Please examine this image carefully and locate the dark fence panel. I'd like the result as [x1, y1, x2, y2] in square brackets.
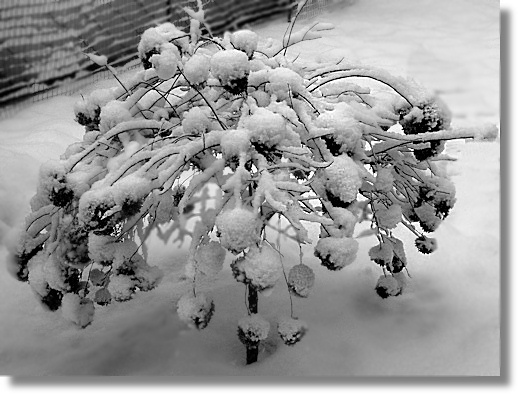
[0, 0, 337, 118]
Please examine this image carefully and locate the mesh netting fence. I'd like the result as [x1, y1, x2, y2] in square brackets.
[0, 0, 340, 118]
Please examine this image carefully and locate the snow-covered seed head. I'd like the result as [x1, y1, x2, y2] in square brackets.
[373, 201, 402, 229]
[138, 22, 188, 68]
[417, 178, 456, 221]
[399, 99, 451, 161]
[149, 43, 180, 80]
[195, 241, 226, 277]
[49, 178, 73, 208]
[210, 49, 250, 94]
[220, 128, 251, 160]
[318, 154, 362, 205]
[328, 207, 357, 238]
[241, 107, 287, 148]
[237, 314, 270, 345]
[33, 160, 74, 209]
[177, 293, 215, 330]
[54, 218, 90, 269]
[277, 317, 307, 346]
[375, 275, 403, 299]
[287, 264, 315, 298]
[78, 190, 117, 231]
[415, 235, 437, 254]
[230, 30, 259, 58]
[383, 236, 407, 274]
[99, 100, 132, 133]
[215, 207, 262, 254]
[230, 246, 282, 291]
[374, 167, 395, 192]
[183, 52, 211, 85]
[94, 287, 112, 306]
[107, 275, 136, 302]
[368, 242, 394, 267]
[400, 99, 451, 136]
[414, 203, 442, 232]
[314, 236, 359, 271]
[182, 106, 212, 135]
[266, 67, 305, 101]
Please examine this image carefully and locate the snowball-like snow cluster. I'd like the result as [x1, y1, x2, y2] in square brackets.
[87, 233, 116, 264]
[215, 207, 261, 253]
[241, 107, 287, 147]
[319, 155, 362, 204]
[384, 237, 407, 273]
[287, 264, 315, 297]
[78, 173, 150, 230]
[414, 203, 441, 232]
[149, 43, 180, 80]
[194, 241, 226, 277]
[93, 287, 112, 305]
[183, 52, 211, 85]
[182, 106, 212, 135]
[316, 102, 362, 154]
[415, 235, 437, 254]
[99, 100, 132, 133]
[220, 129, 251, 158]
[237, 314, 270, 345]
[314, 236, 359, 270]
[177, 293, 215, 330]
[231, 245, 282, 291]
[31, 160, 71, 210]
[107, 275, 135, 302]
[328, 207, 357, 237]
[266, 67, 305, 100]
[375, 274, 404, 299]
[374, 167, 395, 192]
[138, 22, 188, 61]
[231, 30, 258, 58]
[277, 317, 307, 346]
[368, 242, 394, 266]
[374, 202, 402, 229]
[74, 87, 117, 129]
[210, 49, 250, 89]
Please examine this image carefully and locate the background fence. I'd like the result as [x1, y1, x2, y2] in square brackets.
[0, 0, 339, 118]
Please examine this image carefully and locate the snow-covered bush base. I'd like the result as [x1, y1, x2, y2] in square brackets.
[9, 0, 496, 364]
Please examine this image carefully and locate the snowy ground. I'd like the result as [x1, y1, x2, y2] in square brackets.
[0, 0, 500, 377]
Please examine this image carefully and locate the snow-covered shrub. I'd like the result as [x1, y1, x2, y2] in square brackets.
[10, 0, 496, 365]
